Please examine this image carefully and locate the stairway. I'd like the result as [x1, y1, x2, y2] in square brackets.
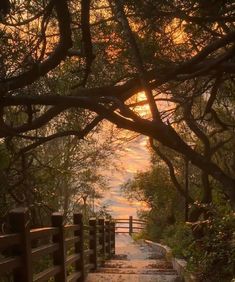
[86, 234, 179, 282]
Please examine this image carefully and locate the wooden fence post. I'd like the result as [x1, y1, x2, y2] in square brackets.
[105, 220, 111, 258]
[73, 213, 85, 282]
[110, 221, 115, 256]
[98, 218, 105, 266]
[51, 212, 66, 282]
[129, 216, 133, 235]
[9, 207, 33, 282]
[89, 218, 97, 270]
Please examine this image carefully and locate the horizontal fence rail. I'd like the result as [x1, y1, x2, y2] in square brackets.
[115, 216, 146, 235]
[0, 208, 115, 282]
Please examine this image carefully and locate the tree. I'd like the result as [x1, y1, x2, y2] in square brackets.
[0, 0, 235, 205]
[0, 128, 113, 226]
[122, 134, 235, 280]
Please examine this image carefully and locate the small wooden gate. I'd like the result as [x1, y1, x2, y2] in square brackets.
[115, 216, 146, 235]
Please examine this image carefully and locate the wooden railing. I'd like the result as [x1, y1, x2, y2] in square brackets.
[0, 208, 115, 282]
[115, 216, 146, 235]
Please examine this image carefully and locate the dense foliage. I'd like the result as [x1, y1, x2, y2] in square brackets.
[0, 1, 234, 279]
[0, 0, 234, 204]
[123, 150, 235, 281]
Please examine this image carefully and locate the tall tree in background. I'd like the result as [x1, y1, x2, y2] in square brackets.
[0, 120, 114, 226]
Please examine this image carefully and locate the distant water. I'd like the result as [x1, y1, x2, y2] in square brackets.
[98, 135, 150, 217]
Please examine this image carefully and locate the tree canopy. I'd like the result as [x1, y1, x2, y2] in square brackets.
[0, 0, 235, 205]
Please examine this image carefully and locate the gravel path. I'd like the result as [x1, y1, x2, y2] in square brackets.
[86, 234, 179, 282]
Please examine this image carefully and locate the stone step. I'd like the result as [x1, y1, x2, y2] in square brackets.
[104, 259, 173, 270]
[95, 267, 177, 275]
[86, 235, 180, 282]
[86, 273, 179, 282]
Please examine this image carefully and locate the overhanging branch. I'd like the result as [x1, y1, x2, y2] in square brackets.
[0, 0, 72, 93]
[18, 116, 102, 154]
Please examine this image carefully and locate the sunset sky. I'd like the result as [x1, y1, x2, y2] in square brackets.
[99, 135, 150, 217]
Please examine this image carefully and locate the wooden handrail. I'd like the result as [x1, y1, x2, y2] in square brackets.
[32, 243, 59, 260]
[0, 208, 116, 282]
[0, 233, 21, 250]
[30, 227, 59, 240]
[0, 210, 143, 281]
[0, 257, 22, 274]
[115, 218, 146, 223]
[33, 266, 61, 282]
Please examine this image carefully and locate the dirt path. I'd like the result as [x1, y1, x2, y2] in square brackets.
[86, 234, 179, 282]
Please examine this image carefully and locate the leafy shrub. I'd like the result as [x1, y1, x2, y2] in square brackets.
[162, 223, 193, 259]
[187, 210, 235, 282]
[157, 208, 235, 281]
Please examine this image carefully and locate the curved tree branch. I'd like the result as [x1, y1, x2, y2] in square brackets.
[17, 115, 102, 154]
[0, 105, 67, 137]
[0, 0, 72, 93]
[149, 138, 194, 203]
